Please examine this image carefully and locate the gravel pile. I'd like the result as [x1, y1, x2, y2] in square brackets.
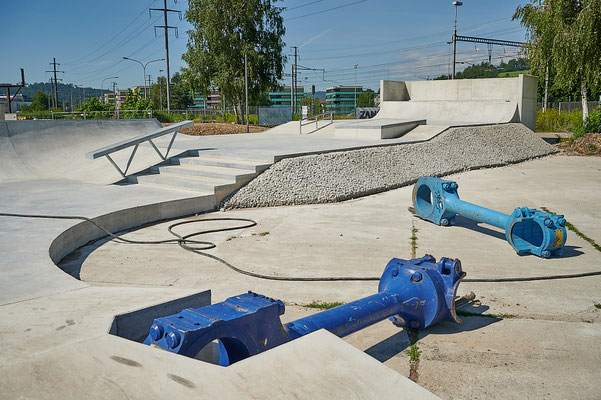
[223, 123, 557, 209]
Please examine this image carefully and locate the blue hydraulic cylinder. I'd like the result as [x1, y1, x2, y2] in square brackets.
[144, 255, 465, 366]
[412, 177, 567, 258]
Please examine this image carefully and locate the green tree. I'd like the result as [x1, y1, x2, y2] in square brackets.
[300, 96, 321, 115]
[514, 0, 601, 121]
[76, 97, 113, 118]
[357, 90, 375, 107]
[21, 91, 50, 112]
[121, 89, 154, 118]
[183, 0, 286, 123]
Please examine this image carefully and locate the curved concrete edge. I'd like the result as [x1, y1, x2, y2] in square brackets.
[50, 194, 216, 266]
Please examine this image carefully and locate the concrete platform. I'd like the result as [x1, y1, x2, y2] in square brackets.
[60, 155, 601, 399]
[335, 118, 426, 139]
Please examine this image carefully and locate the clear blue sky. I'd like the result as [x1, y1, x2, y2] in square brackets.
[2, 0, 529, 92]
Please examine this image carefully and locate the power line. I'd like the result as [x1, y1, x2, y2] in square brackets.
[286, 0, 368, 21]
[62, 0, 158, 66]
[284, 0, 323, 12]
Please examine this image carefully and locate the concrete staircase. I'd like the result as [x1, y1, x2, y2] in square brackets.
[128, 150, 272, 202]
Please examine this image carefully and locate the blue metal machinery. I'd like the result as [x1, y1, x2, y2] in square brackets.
[412, 177, 567, 258]
[144, 255, 465, 366]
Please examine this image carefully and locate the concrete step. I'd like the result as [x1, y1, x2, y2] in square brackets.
[175, 153, 272, 172]
[151, 164, 257, 182]
[129, 172, 236, 194]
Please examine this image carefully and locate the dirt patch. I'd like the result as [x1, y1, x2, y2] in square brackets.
[558, 133, 601, 156]
[166, 122, 268, 136]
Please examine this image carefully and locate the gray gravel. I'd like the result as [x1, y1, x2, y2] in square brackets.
[223, 123, 557, 209]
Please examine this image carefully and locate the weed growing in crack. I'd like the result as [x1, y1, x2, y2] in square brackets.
[410, 223, 419, 258]
[304, 301, 344, 310]
[541, 207, 601, 253]
[407, 344, 421, 362]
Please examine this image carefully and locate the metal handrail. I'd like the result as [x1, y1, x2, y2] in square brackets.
[85, 120, 194, 178]
[299, 112, 333, 134]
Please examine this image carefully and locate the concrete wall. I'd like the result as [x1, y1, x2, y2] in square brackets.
[380, 75, 538, 131]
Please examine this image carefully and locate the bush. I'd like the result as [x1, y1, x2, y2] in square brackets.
[569, 106, 601, 145]
[536, 109, 583, 133]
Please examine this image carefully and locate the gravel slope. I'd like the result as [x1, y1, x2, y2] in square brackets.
[224, 123, 557, 209]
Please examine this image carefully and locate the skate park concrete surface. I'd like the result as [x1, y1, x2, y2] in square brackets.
[0, 117, 459, 399]
[58, 155, 601, 399]
[1, 76, 599, 398]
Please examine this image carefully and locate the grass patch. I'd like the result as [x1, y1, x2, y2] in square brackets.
[226, 236, 237, 241]
[541, 207, 601, 253]
[304, 301, 344, 310]
[252, 231, 270, 237]
[536, 109, 582, 133]
[456, 309, 517, 319]
[595, 303, 601, 309]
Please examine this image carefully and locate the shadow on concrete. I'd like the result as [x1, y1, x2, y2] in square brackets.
[454, 216, 506, 241]
[364, 301, 499, 363]
[58, 235, 113, 279]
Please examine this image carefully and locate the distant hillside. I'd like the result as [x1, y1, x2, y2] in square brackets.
[0, 82, 105, 105]
[434, 58, 531, 80]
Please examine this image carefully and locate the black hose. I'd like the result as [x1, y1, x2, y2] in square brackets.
[1, 212, 600, 283]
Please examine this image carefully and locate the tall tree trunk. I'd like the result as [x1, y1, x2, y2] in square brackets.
[233, 101, 240, 124]
[581, 81, 589, 122]
[543, 65, 549, 112]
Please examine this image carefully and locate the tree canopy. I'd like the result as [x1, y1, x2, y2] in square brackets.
[183, 0, 286, 122]
[514, 0, 601, 120]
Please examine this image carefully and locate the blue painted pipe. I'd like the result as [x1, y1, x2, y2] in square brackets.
[412, 177, 567, 258]
[143, 256, 465, 366]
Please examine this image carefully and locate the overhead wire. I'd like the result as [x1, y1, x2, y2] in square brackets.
[62, 0, 158, 66]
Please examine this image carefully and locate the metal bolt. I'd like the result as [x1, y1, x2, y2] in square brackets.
[557, 218, 566, 227]
[541, 250, 551, 259]
[166, 331, 181, 349]
[544, 218, 553, 228]
[150, 324, 164, 341]
[441, 218, 449, 226]
[411, 271, 423, 283]
[392, 267, 399, 277]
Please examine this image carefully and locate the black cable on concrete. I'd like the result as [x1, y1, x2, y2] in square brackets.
[1, 212, 600, 283]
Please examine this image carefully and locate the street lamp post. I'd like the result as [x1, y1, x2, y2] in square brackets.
[451, 1, 463, 80]
[354, 64, 358, 117]
[101, 76, 118, 104]
[122, 57, 165, 100]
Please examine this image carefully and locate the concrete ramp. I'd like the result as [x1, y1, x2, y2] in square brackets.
[333, 75, 537, 140]
[376, 100, 519, 126]
[0, 119, 173, 184]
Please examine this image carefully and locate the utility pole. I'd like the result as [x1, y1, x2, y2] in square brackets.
[451, 1, 462, 79]
[291, 64, 294, 117]
[150, 0, 181, 112]
[354, 64, 358, 117]
[147, 74, 152, 100]
[244, 53, 249, 133]
[46, 58, 64, 108]
[159, 69, 164, 110]
[291, 46, 298, 115]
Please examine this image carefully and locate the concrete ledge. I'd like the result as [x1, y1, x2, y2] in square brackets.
[49, 194, 216, 265]
[335, 119, 426, 139]
[109, 290, 211, 342]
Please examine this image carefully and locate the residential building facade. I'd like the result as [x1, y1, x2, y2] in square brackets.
[190, 91, 221, 109]
[268, 86, 305, 108]
[325, 86, 363, 115]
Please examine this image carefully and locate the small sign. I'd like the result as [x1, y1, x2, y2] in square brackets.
[302, 106, 308, 119]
